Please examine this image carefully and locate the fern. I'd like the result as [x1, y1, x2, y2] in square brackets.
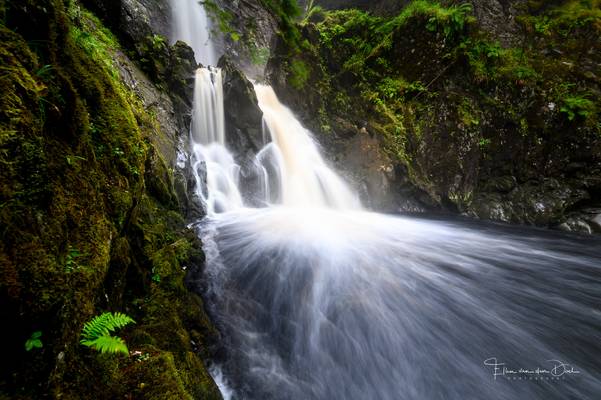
[81, 335, 129, 354]
[80, 312, 135, 355]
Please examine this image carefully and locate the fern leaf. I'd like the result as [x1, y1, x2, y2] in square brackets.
[81, 313, 111, 340]
[81, 312, 135, 340]
[105, 312, 136, 332]
[81, 335, 129, 354]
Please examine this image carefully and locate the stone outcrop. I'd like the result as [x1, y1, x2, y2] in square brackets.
[214, 0, 279, 78]
[219, 57, 265, 159]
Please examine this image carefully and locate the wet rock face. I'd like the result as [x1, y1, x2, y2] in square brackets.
[214, 0, 279, 78]
[218, 56, 269, 205]
[84, 0, 201, 217]
[219, 57, 264, 158]
[82, 0, 171, 47]
[471, 179, 590, 224]
[315, 119, 431, 212]
[112, 38, 201, 220]
[470, 0, 528, 46]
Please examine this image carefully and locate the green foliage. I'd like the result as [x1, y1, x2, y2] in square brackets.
[85, 335, 129, 354]
[203, 0, 241, 42]
[249, 46, 270, 65]
[377, 78, 426, 101]
[80, 312, 135, 355]
[35, 64, 54, 79]
[460, 39, 539, 83]
[424, 2, 473, 38]
[65, 247, 83, 272]
[379, 0, 474, 38]
[478, 138, 491, 148]
[519, 0, 601, 38]
[149, 34, 166, 50]
[458, 98, 480, 127]
[317, 1, 474, 73]
[70, 10, 119, 81]
[261, 0, 303, 52]
[25, 331, 43, 351]
[560, 95, 596, 121]
[302, 1, 324, 25]
[288, 59, 310, 89]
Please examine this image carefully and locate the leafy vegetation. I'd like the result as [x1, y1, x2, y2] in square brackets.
[560, 95, 596, 121]
[25, 331, 43, 351]
[80, 312, 135, 355]
[288, 59, 310, 89]
[65, 247, 83, 272]
[203, 0, 240, 42]
[250, 46, 270, 65]
[317, 1, 475, 72]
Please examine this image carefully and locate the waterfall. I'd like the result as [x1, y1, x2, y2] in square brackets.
[171, 3, 601, 399]
[192, 68, 225, 145]
[169, 0, 217, 65]
[255, 85, 360, 209]
[189, 67, 242, 215]
[188, 75, 359, 215]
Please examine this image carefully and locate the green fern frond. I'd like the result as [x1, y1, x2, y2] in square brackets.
[80, 335, 129, 354]
[80, 312, 135, 355]
[81, 312, 135, 341]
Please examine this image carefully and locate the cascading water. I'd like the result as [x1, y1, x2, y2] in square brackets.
[169, 0, 217, 65]
[188, 79, 360, 215]
[189, 67, 244, 215]
[171, 3, 601, 398]
[254, 85, 360, 209]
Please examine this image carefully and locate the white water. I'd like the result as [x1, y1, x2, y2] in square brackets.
[189, 67, 243, 215]
[255, 85, 360, 209]
[202, 207, 601, 400]
[169, 0, 217, 65]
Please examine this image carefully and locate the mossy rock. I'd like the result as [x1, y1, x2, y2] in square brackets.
[0, 0, 221, 397]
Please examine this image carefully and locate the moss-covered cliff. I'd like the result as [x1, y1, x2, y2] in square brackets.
[0, 0, 221, 398]
[267, 0, 601, 232]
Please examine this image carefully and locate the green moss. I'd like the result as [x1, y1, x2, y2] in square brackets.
[458, 98, 480, 127]
[288, 58, 310, 89]
[317, 1, 474, 72]
[204, 0, 240, 41]
[261, 0, 303, 53]
[560, 95, 596, 122]
[249, 45, 270, 65]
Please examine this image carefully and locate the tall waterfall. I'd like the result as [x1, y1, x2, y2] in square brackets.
[169, 0, 216, 65]
[189, 68, 243, 215]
